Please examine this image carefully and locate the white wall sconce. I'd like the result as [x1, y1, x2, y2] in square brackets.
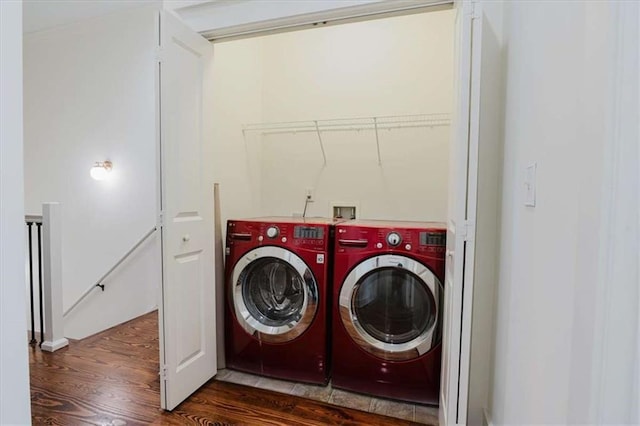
[90, 160, 113, 181]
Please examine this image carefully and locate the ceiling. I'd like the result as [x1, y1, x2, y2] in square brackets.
[22, 0, 442, 40]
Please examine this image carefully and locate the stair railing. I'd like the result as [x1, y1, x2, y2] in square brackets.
[25, 202, 68, 352]
[63, 226, 158, 317]
[25, 214, 43, 346]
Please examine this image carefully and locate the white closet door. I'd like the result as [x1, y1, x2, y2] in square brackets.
[158, 10, 217, 411]
[440, 1, 482, 425]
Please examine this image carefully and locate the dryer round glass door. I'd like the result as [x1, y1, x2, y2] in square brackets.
[339, 254, 442, 361]
[231, 246, 318, 343]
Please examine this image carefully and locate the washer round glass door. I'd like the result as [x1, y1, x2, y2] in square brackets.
[339, 254, 442, 361]
[231, 246, 318, 343]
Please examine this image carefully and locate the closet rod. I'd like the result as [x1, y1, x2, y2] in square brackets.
[249, 122, 450, 136]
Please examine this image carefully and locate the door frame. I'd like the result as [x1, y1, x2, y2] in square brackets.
[169, 0, 479, 422]
[443, 1, 482, 424]
[168, 0, 454, 42]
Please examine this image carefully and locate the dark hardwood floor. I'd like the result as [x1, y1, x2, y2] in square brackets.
[29, 311, 420, 425]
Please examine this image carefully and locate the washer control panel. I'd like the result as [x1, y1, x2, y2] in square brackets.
[266, 226, 279, 238]
[227, 220, 331, 251]
[386, 232, 402, 247]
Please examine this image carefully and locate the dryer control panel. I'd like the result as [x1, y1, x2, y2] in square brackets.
[335, 221, 446, 258]
[294, 225, 325, 240]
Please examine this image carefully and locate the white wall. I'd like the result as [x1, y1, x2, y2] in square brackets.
[582, 2, 639, 422]
[23, 6, 160, 339]
[23, 0, 154, 34]
[0, 0, 32, 423]
[492, 1, 595, 422]
[489, 1, 639, 424]
[213, 10, 455, 223]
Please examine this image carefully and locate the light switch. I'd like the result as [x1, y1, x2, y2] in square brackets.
[525, 163, 537, 207]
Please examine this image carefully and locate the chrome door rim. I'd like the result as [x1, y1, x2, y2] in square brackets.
[339, 254, 441, 360]
[231, 246, 318, 343]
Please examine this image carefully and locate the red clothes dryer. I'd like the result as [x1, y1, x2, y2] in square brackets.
[331, 220, 446, 404]
[224, 217, 337, 385]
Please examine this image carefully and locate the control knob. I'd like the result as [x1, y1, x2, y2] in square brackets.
[266, 226, 279, 238]
[387, 232, 402, 247]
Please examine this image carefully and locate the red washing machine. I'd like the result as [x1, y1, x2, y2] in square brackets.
[224, 217, 337, 385]
[331, 220, 446, 404]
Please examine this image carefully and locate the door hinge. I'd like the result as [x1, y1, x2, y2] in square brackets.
[160, 365, 168, 380]
[461, 220, 475, 242]
[158, 211, 164, 228]
[466, 0, 481, 20]
[155, 48, 164, 63]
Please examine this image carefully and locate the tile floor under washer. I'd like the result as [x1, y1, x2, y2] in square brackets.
[215, 368, 439, 425]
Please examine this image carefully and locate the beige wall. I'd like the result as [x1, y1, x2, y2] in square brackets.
[212, 10, 455, 224]
[211, 37, 264, 223]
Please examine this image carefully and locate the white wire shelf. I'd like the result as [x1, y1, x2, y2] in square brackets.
[242, 113, 451, 135]
[241, 113, 451, 166]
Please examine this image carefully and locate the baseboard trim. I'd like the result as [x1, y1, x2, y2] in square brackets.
[41, 337, 69, 352]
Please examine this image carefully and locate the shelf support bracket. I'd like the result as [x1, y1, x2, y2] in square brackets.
[241, 128, 248, 150]
[374, 117, 382, 165]
[314, 121, 327, 166]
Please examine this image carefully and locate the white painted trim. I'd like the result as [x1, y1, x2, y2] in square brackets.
[41, 338, 70, 352]
[154, 9, 168, 410]
[635, 6, 639, 423]
[163, 0, 210, 12]
[41, 202, 69, 352]
[439, 1, 478, 424]
[213, 183, 226, 369]
[457, 2, 483, 423]
[590, 1, 639, 423]
[174, 0, 452, 40]
[0, 1, 31, 422]
[636, 7, 640, 423]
